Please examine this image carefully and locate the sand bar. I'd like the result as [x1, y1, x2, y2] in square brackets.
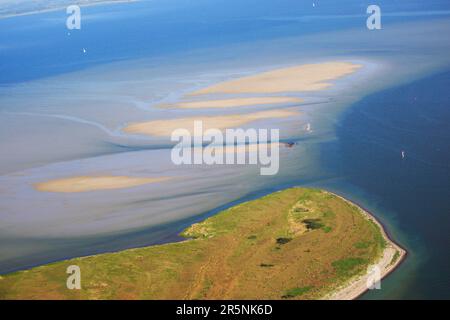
[34, 175, 170, 193]
[163, 97, 302, 109]
[191, 62, 361, 95]
[123, 109, 299, 137]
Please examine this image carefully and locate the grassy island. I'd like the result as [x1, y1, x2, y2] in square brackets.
[0, 188, 404, 299]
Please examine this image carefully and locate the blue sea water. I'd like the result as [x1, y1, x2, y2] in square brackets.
[330, 71, 450, 299]
[2, 0, 450, 84]
[0, 0, 449, 299]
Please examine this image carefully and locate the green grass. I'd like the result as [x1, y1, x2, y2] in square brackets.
[389, 250, 401, 266]
[332, 258, 367, 277]
[282, 286, 313, 299]
[354, 241, 371, 249]
[368, 220, 387, 250]
[302, 219, 324, 230]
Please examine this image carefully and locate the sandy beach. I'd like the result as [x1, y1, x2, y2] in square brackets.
[34, 175, 171, 193]
[323, 193, 407, 300]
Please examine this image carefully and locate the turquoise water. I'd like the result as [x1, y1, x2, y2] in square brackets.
[0, 0, 449, 299]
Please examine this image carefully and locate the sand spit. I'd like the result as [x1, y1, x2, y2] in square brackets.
[123, 109, 299, 137]
[34, 176, 171, 193]
[191, 62, 361, 95]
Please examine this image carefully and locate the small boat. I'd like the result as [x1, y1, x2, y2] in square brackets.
[401, 150, 406, 159]
[306, 123, 311, 132]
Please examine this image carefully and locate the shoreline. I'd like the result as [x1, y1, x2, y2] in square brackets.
[323, 192, 407, 300]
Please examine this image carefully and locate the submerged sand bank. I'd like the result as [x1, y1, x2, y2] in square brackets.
[34, 175, 170, 193]
[123, 109, 299, 137]
[191, 62, 361, 95]
[163, 97, 302, 109]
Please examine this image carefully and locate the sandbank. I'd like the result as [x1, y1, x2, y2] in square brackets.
[191, 62, 361, 95]
[34, 175, 170, 193]
[123, 109, 299, 137]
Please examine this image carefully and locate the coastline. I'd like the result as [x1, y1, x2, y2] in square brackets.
[322, 192, 407, 300]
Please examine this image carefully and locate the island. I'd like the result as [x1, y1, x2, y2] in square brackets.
[0, 188, 405, 299]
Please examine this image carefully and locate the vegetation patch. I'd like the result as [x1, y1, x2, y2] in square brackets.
[354, 241, 371, 249]
[332, 258, 367, 277]
[389, 250, 401, 266]
[293, 207, 309, 213]
[259, 263, 274, 268]
[368, 220, 387, 250]
[276, 237, 292, 245]
[302, 219, 324, 230]
[281, 286, 313, 299]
